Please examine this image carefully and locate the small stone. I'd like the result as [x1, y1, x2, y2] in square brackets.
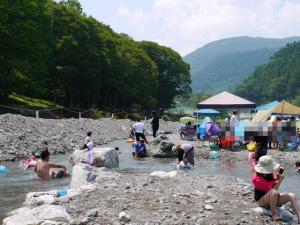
[87, 209, 99, 218]
[119, 211, 131, 223]
[205, 198, 217, 204]
[206, 185, 214, 189]
[204, 204, 214, 210]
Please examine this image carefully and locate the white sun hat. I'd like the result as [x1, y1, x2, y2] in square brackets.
[254, 155, 280, 174]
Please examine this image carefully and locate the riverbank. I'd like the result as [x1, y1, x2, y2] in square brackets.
[0, 114, 179, 161]
[2, 114, 300, 224]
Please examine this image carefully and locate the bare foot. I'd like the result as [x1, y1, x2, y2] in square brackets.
[272, 216, 282, 222]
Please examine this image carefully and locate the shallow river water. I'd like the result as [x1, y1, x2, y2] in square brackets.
[1, 139, 300, 222]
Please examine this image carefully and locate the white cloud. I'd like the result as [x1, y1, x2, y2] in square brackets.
[115, 0, 300, 55]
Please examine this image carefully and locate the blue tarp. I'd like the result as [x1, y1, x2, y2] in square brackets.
[193, 109, 220, 117]
[255, 101, 279, 111]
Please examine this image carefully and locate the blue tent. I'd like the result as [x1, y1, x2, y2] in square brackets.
[193, 109, 220, 117]
[254, 101, 279, 112]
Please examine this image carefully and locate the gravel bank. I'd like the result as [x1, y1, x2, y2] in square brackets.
[60, 172, 287, 225]
[0, 114, 179, 161]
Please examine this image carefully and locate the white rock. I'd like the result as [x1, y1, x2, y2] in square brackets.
[119, 211, 131, 222]
[3, 205, 72, 225]
[204, 204, 214, 210]
[251, 207, 295, 222]
[25, 191, 57, 206]
[70, 147, 119, 168]
[150, 170, 177, 178]
[71, 163, 120, 188]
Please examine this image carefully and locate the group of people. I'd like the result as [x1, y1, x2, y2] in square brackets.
[247, 140, 300, 222]
[18, 109, 300, 223]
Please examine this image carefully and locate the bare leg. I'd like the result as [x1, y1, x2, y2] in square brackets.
[270, 190, 280, 220]
[278, 193, 300, 223]
[257, 189, 281, 220]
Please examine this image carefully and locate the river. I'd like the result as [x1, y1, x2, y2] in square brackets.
[1, 140, 300, 223]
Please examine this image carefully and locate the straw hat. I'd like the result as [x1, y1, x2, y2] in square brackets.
[254, 155, 280, 174]
[172, 145, 180, 152]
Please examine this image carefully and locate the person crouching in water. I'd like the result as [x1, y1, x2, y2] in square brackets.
[172, 144, 194, 166]
[177, 155, 193, 170]
[252, 155, 300, 222]
[34, 149, 69, 180]
[132, 139, 147, 158]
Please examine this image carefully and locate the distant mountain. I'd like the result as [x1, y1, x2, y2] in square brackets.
[184, 36, 300, 93]
[235, 41, 300, 106]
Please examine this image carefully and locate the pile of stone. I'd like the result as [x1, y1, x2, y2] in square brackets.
[0, 114, 179, 161]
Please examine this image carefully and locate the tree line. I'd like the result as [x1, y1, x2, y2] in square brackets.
[235, 41, 300, 106]
[0, 0, 191, 111]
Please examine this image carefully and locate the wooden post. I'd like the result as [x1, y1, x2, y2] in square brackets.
[36, 111, 39, 119]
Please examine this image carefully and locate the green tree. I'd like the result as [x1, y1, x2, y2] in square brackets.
[235, 41, 300, 105]
[0, 0, 51, 100]
[139, 41, 191, 109]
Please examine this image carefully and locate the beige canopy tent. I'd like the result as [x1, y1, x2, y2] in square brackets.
[272, 100, 300, 115]
[197, 91, 256, 109]
[251, 100, 300, 123]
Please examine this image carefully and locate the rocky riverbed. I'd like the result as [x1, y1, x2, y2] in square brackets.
[2, 113, 300, 224]
[4, 162, 296, 225]
[0, 114, 179, 161]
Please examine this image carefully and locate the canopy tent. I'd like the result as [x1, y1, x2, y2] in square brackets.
[254, 101, 279, 112]
[251, 109, 272, 124]
[272, 100, 300, 115]
[193, 109, 220, 117]
[251, 100, 300, 124]
[197, 91, 256, 109]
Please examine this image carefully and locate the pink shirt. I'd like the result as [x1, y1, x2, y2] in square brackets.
[252, 174, 276, 192]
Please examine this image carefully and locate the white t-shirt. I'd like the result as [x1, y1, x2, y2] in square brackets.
[85, 136, 92, 144]
[230, 114, 239, 126]
[132, 122, 144, 134]
[180, 143, 193, 153]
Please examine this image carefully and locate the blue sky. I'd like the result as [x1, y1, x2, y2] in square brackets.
[78, 0, 300, 56]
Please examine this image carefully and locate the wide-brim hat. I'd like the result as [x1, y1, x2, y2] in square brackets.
[254, 155, 280, 174]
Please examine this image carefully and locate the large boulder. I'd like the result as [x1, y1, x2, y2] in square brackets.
[147, 135, 177, 158]
[69, 147, 119, 168]
[24, 189, 81, 207]
[3, 205, 72, 225]
[25, 191, 57, 206]
[71, 163, 120, 188]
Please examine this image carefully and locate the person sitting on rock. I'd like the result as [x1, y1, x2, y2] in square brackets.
[132, 139, 147, 158]
[34, 149, 69, 180]
[252, 155, 300, 222]
[177, 155, 193, 170]
[172, 143, 194, 166]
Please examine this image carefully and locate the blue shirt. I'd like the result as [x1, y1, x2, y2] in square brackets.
[134, 143, 146, 154]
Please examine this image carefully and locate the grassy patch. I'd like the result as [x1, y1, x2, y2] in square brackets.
[9, 93, 63, 109]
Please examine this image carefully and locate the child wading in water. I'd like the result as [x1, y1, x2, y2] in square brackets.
[177, 155, 193, 170]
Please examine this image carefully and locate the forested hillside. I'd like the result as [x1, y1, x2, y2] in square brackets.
[0, 0, 191, 110]
[235, 42, 300, 105]
[184, 36, 300, 93]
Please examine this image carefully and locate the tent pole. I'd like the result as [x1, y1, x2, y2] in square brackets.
[281, 100, 284, 119]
